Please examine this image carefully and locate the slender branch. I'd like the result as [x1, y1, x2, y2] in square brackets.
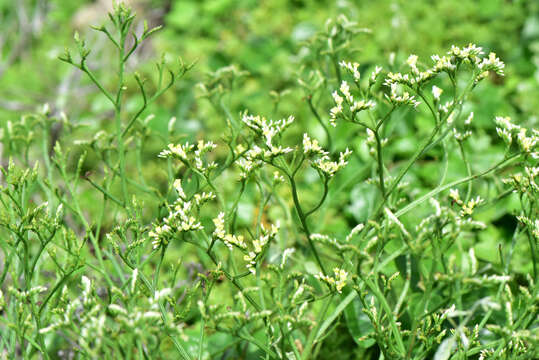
[307, 95, 332, 150]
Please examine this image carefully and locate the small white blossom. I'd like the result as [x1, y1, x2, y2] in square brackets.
[495, 116, 520, 131]
[350, 99, 376, 112]
[173, 179, 185, 198]
[496, 127, 512, 145]
[406, 54, 419, 73]
[244, 222, 279, 274]
[339, 81, 353, 103]
[159, 142, 194, 160]
[332, 91, 344, 106]
[339, 61, 361, 82]
[149, 224, 172, 249]
[242, 113, 295, 158]
[212, 212, 246, 250]
[432, 85, 443, 102]
[213, 212, 226, 239]
[449, 188, 460, 202]
[370, 66, 382, 84]
[517, 128, 537, 153]
[280, 248, 295, 269]
[477, 52, 505, 75]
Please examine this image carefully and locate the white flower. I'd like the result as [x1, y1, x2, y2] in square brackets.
[244, 222, 279, 274]
[149, 224, 172, 249]
[449, 188, 460, 203]
[431, 54, 456, 72]
[236, 157, 262, 179]
[370, 66, 382, 83]
[339, 61, 361, 82]
[432, 85, 443, 102]
[280, 248, 295, 269]
[407, 54, 419, 73]
[303, 133, 328, 156]
[173, 179, 185, 198]
[339, 81, 353, 103]
[213, 212, 226, 239]
[332, 91, 344, 106]
[464, 112, 474, 125]
[159, 142, 193, 160]
[213, 212, 247, 250]
[242, 113, 295, 157]
[517, 128, 537, 153]
[223, 234, 246, 251]
[350, 99, 376, 112]
[329, 105, 343, 127]
[495, 116, 520, 131]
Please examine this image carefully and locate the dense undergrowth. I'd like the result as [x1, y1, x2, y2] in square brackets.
[0, 1, 538, 359]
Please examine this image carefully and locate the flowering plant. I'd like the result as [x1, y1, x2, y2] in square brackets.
[0, 3, 536, 360]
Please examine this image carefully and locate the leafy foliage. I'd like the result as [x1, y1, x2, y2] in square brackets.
[0, 1, 537, 359]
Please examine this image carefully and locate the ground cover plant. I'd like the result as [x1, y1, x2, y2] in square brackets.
[0, 1, 538, 359]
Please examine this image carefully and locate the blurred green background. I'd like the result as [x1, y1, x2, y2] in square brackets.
[1, 0, 538, 125]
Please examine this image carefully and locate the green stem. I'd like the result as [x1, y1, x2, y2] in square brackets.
[116, 29, 128, 206]
[301, 294, 335, 360]
[363, 277, 406, 357]
[374, 130, 386, 199]
[288, 173, 327, 275]
[457, 140, 473, 202]
[307, 96, 332, 150]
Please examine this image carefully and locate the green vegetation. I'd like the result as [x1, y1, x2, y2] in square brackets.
[0, 1, 537, 359]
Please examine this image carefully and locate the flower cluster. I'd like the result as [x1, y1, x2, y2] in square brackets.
[316, 267, 349, 293]
[149, 179, 213, 249]
[236, 113, 296, 178]
[453, 112, 474, 141]
[329, 80, 376, 126]
[503, 166, 538, 204]
[159, 140, 218, 174]
[243, 222, 280, 274]
[213, 212, 279, 274]
[39, 277, 101, 336]
[107, 288, 176, 336]
[213, 212, 246, 250]
[242, 113, 294, 153]
[387, 83, 421, 108]
[495, 116, 538, 155]
[339, 60, 361, 82]
[303, 130, 353, 178]
[302, 133, 328, 157]
[449, 189, 483, 217]
[518, 216, 539, 240]
[384, 44, 504, 92]
[311, 148, 353, 177]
